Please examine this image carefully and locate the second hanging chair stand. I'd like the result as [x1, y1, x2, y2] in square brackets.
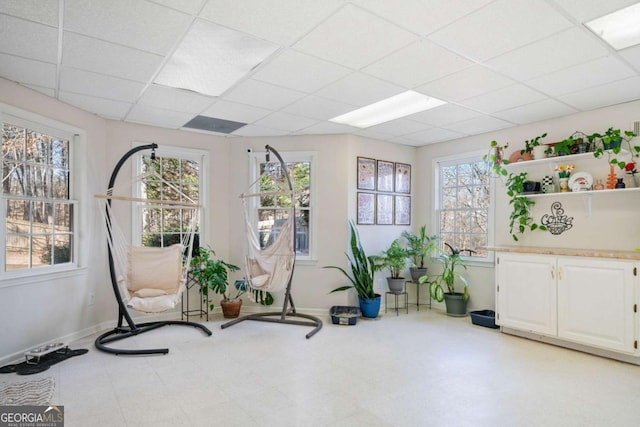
[221, 145, 322, 339]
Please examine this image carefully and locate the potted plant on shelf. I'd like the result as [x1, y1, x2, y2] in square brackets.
[372, 239, 410, 293]
[419, 243, 471, 317]
[592, 128, 639, 171]
[190, 247, 243, 318]
[520, 132, 548, 160]
[325, 220, 381, 318]
[402, 225, 439, 282]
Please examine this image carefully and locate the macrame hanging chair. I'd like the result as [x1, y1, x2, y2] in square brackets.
[221, 145, 322, 338]
[94, 143, 211, 355]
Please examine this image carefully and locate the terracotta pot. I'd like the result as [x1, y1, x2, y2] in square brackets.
[220, 299, 242, 318]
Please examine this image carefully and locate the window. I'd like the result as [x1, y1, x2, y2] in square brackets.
[436, 154, 491, 259]
[134, 146, 206, 250]
[249, 151, 316, 260]
[2, 116, 76, 273]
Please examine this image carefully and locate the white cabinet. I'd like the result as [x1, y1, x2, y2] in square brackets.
[557, 257, 636, 354]
[496, 252, 638, 356]
[497, 253, 556, 336]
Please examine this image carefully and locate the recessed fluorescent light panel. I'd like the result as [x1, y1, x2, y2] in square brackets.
[155, 19, 279, 96]
[585, 3, 640, 50]
[329, 91, 446, 128]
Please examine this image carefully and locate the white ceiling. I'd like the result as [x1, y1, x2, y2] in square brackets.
[2, 0, 640, 146]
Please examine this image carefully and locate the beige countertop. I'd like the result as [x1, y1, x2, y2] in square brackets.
[481, 246, 640, 260]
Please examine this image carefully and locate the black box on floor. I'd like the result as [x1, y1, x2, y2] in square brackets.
[329, 306, 361, 325]
[470, 310, 499, 329]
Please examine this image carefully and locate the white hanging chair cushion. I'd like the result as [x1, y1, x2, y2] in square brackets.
[127, 244, 183, 293]
[128, 293, 181, 313]
[133, 288, 168, 298]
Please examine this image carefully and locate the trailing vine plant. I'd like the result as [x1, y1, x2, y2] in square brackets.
[485, 140, 547, 242]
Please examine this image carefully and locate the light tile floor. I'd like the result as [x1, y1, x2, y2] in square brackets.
[3, 308, 640, 426]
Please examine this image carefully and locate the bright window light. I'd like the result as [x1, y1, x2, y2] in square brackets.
[155, 19, 279, 96]
[585, 3, 640, 50]
[329, 91, 446, 128]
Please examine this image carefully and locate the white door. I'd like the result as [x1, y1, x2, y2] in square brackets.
[497, 253, 557, 336]
[558, 257, 636, 354]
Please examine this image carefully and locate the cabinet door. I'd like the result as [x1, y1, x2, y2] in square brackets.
[497, 253, 557, 336]
[557, 257, 636, 354]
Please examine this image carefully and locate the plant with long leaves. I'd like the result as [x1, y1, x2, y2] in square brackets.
[419, 243, 470, 303]
[325, 220, 377, 299]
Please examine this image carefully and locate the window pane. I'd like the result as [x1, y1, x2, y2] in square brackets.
[6, 199, 28, 231]
[6, 235, 29, 271]
[51, 138, 68, 168]
[31, 235, 49, 268]
[441, 165, 456, 187]
[32, 201, 53, 233]
[53, 235, 71, 264]
[26, 130, 50, 163]
[52, 169, 69, 199]
[3, 162, 26, 195]
[54, 203, 72, 231]
[2, 124, 25, 162]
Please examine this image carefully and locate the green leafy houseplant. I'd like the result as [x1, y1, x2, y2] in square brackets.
[324, 220, 376, 300]
[189, 247, 241, 310]
[402, 225, 438, 269]
[592, 128, 639, 170]
[485, 140, 547, 241]
[372, 239, 410, 278]
[520, 132, 548, 155]
[419, 243, 469, 303]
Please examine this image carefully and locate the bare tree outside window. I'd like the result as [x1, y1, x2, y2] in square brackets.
[2, 123, 73, 271]
[439, 159, 490, 258]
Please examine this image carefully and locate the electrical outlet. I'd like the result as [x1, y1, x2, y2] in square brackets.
[89, 292, 95, 306]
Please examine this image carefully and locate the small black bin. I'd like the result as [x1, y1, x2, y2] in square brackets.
[330, 306, 361, 325]
[470, 310, 499, 329]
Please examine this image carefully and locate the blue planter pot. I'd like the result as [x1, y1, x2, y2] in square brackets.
[359, 294, 381, 318]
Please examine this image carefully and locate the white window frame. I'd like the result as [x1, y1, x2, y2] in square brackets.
[0, 104, 82, 281]
[433, 150, 494, 265]
[248, 150, 317, 263]
[132, 144, 208, 247]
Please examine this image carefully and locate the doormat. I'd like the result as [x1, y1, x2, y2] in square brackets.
[0, 377, 55, 405]
[0, 348, 88, 376]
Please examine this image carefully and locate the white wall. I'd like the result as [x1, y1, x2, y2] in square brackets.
[418, 99, 640, 312]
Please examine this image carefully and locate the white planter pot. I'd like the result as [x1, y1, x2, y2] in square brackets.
[532, 145, 547, 160]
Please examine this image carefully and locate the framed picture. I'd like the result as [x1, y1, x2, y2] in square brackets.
[376, 194, 394, 225]
[357, 192, 375, 225]
[395, 162, 411, 194]
[394, 195, 411, 225]
[377, 160, 394, 192]
[357, 157, 376, 191]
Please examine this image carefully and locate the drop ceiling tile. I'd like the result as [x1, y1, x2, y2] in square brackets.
[429, 0, 572, 61]
[559, 76, 640, 110]
[444, 116, 514, 135]
[231, 124, 290, 137]
[64, 0, 192, 55]
[363, 40, 473, 88]
[138, 85, 215, 114]
[619, 45, 640, 70]
[387, 136, 425, 146]
[280, 95, 356, 121]
[222, 79, 306, 110]
[58, 91, 132, 120]
[459, 84, 546, 114]
[200, 100, 271, 123]
[0, 54, 56, 88]
[352, 0, 494, 36]
[24, 85, 55, 97]
[552, 0, 639, 22]
[314, 72, 405, 107]
[251, 49, 351, 93]
[355, 128, 395, 140]
[493, 99, 578, 124]
[405, 127, 466, 145]
[199, 0, 344, 46]
[127, 104, 195, 128]
[407, 104, 483, 126]
[292, 4, 418, 69]
[148, 0, 204, 15]
[0, 15, 58, 63]
[365, 118, 431, 136]
[59, 68, 145, 102]
[526, 56, 637, 97]
[62, 32, 164, 83]
[253, 112, 318, 132]
[417, 66, 514, 102]
[486, 28, 609, 81]
[0, 0, 59, 26]
[296, 121, 358, 135]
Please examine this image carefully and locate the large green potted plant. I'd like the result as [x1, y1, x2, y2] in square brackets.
[325, 220, 380, 318]
[402, 226, 439, 282]
[419, 243, 470, 317]
[190, 247, 243, 318]
[372, 239, 410, 293]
